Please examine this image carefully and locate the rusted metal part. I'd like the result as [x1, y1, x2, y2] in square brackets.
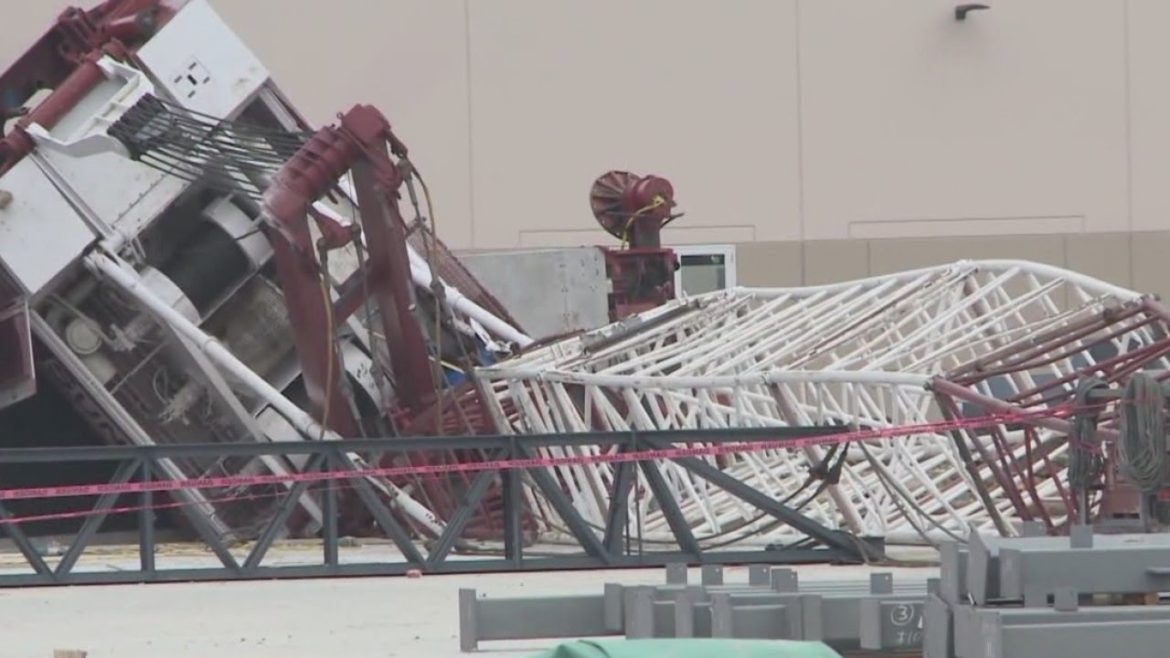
[349, 156, 437, 413]
[0, 1, 182, 175]
[589, 171, 681, 321]
[590, 170, 675, 248]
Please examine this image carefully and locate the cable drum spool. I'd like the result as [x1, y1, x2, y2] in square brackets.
[1118, 373, 1167, 494]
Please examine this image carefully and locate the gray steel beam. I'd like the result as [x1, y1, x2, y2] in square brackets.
[138, 459, 155, 575]
[966, 532, 1074, 604]
[643, 436, 873, 560]
[939, 541, 967, 604]
[332, 451, 425, 565]
[501, 458, 523, 564]
[54, 459, 139, 576]
[665, 563, 687, 585]
[520, 446, 610, 563]
[425, 451, 503, 567]
[639, 459, 700, 556]
[0, 422, 872, 588]
[0, 499, 52, 577]
[459, 588, 614, 652]
[243, 453, 325, 570]
[965, 606, 1170, 658]
[923, 594, 954, 658]
[999, 538, 1170, 600]
[860, 599, 924, 650]
[602, 459, 635, 555]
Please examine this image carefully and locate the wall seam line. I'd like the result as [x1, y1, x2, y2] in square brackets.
[794, 0, 807, 244]
[464, 0, 477, 249]
[1123, 0, 1134, 234]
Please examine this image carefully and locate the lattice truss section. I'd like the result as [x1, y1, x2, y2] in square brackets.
[474, 260, 1170, 548]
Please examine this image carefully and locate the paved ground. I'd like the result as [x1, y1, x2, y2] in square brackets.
[0, 542, 937, 658]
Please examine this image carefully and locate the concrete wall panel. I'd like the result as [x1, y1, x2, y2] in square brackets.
[466, 0, 801, 249]
[1131, 232, 1170, 303]
[802, 240, 869, 286]
[735, 241, 803, 288]
[1127, 0, 1170, 231]
[867, 236, 1065, 276]
[213, 0, 476, 247]
[799, 1, 1128, 240]
[1064, 233, 1132, 291]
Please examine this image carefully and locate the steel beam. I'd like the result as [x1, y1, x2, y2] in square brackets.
[426, 454, 500, 567]
[459, 589, 614, 652]
[244, 453, 325, 570]
[54, 459, 139, 576]
[332, 451, 425, 565]
[0, 499, 51, 577]
[644, 436, 875, 560]
[998, 535, 1170, 600]
[520, 446, 610, 563]
[0, 424, 875, 587]
[602, 459, 635, 554]
[961, 606, 1170, 658]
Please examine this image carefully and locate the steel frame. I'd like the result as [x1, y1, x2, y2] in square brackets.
[0, 426, 877, 587]
[459, 565, 933, 652]
[475, 260, 1169, 546]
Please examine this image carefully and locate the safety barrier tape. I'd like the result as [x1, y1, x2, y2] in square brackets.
[0, 405, 1077, 503]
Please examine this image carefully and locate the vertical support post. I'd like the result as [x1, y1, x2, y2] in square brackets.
[711, 593, 733, 638]
[139, 458, 155, 576]
[1053, 587, 1079, 612]
[1069, 524, 1095, 549]
[674, 591, 694, 638]
[627, 587, 655, 639]
[502, 446, 523, 565]
[665, 563, 688, 585]
[749, 564, 771, 586]
[1020, 520, 1046, 537]
[871, 572, 893, 595]
[772, 568, 799, 593]
[458, 588, 478, 652]
[802, 595, 824, 641]
[602, 459, 635, 555]
[604, 583, 625, 632]
[322, 451, 339, 567]
[701, 564, 724, 586]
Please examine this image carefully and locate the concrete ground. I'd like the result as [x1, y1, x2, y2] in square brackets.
[0, 543, 937, 658]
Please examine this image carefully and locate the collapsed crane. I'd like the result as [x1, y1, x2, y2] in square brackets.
[8, 1, 1169, 573]
[0, 0, 530, 541]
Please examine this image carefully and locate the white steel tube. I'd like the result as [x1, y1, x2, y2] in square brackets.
[84, 249, 445, 535]
[404, 245, 534, 348]
[311, 199, 533, 348]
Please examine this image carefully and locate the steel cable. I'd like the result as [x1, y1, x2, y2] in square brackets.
[1068, 377, 1108, 489]
[1118, 372, 1166, 493]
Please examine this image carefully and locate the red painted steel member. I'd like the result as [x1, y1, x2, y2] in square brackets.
[0, 1, 181, 175]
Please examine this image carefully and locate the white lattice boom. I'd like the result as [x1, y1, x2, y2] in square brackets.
[474, 260, 1170, 548]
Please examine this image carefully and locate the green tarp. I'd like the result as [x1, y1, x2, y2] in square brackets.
[528, 639, 844, 658]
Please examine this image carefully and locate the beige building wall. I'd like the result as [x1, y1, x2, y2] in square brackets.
[5, 1, 1170, 296]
